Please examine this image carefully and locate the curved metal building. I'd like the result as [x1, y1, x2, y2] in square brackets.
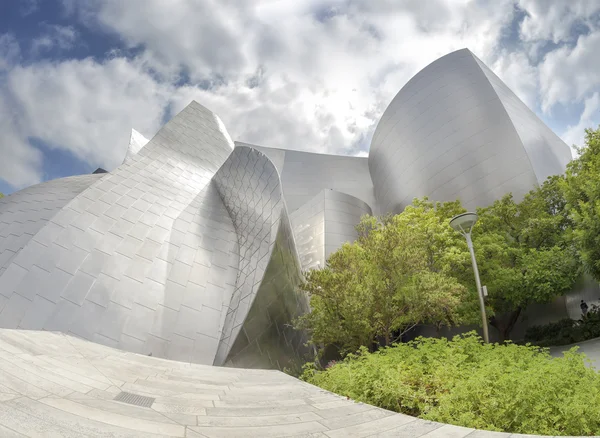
[0, 102, 309, 369]
[0, 48, 573, 368]
[370, 48, 571, 213]
[237, 142, 376, 213]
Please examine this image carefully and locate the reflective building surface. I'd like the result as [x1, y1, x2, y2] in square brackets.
[290, 190, 372, 271]
[370, 48, 571, 213]
[0, 48, 574, 368]
[239, 142, 376, 214]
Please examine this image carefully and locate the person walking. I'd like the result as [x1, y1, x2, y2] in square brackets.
[581, 299, 589, 316]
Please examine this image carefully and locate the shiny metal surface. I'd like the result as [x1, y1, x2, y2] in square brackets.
[472, 55, 573, 183]
[0, 174, 104, 277]
[212, 145, 310, 368]
[290, 189, 372, 271]
[0, 102, 311, 369]
[237, 142, 376, 214]
[123, 128, 149, 164]
[369, 48, 571, 213]
[0, 101, 239, 364]
[0, 48, 579, 369]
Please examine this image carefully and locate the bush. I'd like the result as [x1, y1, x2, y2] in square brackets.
[525, 305, 600, 347]
[524, 317, 578, 346]
[302, 332, 600, 436]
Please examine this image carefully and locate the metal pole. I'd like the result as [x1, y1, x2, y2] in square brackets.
[465, 232, 489, 343]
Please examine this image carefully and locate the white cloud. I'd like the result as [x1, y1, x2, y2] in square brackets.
[1, 57, 174, 189]
[0, 93, 43, 188]
[0, 34, 42, 188]
[0, 34, 20, 71]
[518, 0, 600, 43]
[562, 92, 600, 150]
[538, 30, 600, 113]
[2, 0, 600, 191]
[57, 0, 517, 159]
[30, 25, 78, 54]
[489, 49, 539, 109]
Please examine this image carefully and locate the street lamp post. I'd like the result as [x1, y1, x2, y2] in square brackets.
[449, 212, 490, 343]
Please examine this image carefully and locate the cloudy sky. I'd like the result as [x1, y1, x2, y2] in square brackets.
[0, 0, 599, 195]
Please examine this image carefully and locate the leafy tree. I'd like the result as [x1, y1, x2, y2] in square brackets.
[296, 198, 475, 357]
[473, 177, 581, 340]
[0, 192, 3, 199]
[564, 126, 600, 280]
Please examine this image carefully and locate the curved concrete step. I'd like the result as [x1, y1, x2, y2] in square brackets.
[0, 328, 575, 437]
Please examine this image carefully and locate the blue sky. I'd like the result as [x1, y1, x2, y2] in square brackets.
[1, 0, 599, 195]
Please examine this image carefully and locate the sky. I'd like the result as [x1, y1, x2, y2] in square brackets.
[0, 0, 599, 195]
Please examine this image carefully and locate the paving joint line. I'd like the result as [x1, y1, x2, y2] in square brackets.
[62, 334, 126, 391]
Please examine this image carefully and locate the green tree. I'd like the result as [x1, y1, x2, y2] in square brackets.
[473, 177, 581, 340]
[564, 126, 600, 280]
[297, 198, 475, 357]
[0, 192, 3, 199]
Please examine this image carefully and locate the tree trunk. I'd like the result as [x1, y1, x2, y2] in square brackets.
[384, 330, 390, 347]
[489, 307, 522, 342]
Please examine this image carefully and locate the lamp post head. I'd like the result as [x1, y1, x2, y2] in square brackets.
[449, 212, 478, 235]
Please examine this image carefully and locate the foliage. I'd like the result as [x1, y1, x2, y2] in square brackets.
[0, 192, 3, 199]
[525, 304, 600, 347]
[303, 332, 600, 436]
[523, 318, 577, 347]
[296, 198, 478, 357]
[564, 126, 600, 280]
[473, 177, 581, 340]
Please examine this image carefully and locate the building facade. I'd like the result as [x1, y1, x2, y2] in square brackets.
[0, 48, 573, 368]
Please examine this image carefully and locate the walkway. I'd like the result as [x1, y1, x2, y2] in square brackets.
[550, 336, 600, 368]
[0, 328, 581, 437]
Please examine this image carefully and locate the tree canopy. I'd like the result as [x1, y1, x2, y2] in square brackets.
[298, 127, 600, 353]
[473, 177, 581, 340]
[299, 179, 582, 352]
[564, 126, 600, 280]
[296, 198, 477, 357]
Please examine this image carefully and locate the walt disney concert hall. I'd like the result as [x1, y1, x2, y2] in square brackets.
[0, 49, 572, 370]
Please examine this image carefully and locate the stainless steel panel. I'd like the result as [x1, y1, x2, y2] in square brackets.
[369, 48, 571, 213]
[0, 48, 577, 369]
[238, 142, 376, 214]
[212, 145, 310, 368]
[0, 174, 103, 276]
[290, 189, 372, 271]
[0, 102, 239, 365]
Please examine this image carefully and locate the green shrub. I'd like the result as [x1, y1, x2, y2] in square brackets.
[524, 317, 578, 346]
[302, 332, 600, 436]
[525, 305, 600, 347]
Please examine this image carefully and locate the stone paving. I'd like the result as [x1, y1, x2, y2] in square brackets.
[0, 328, 588, 437]
[550, 336, 600, 369]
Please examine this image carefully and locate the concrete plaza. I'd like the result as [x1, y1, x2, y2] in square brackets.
[0, 328, 554, 437]
[550, 336, 600, 368]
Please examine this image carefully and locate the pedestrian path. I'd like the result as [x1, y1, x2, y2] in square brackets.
[0, 328, 587, 437]
[550, 336, 600, 369]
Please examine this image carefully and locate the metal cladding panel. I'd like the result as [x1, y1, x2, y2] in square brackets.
[369, 48, 543, 213]
[290, 189, 372, 271]
[123, 128, 150, 164]
[473, 55, 572, 182]
[0, 101, 240, 364]
[223, 207, 311, 371]
[0, 47, 578, 369]
[242, 143, 376, 214]
[212, 145, 309, 369]
[289, 192, 325, 272]
[324, 190, 372, 260]
[0, 174, 104, 276]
